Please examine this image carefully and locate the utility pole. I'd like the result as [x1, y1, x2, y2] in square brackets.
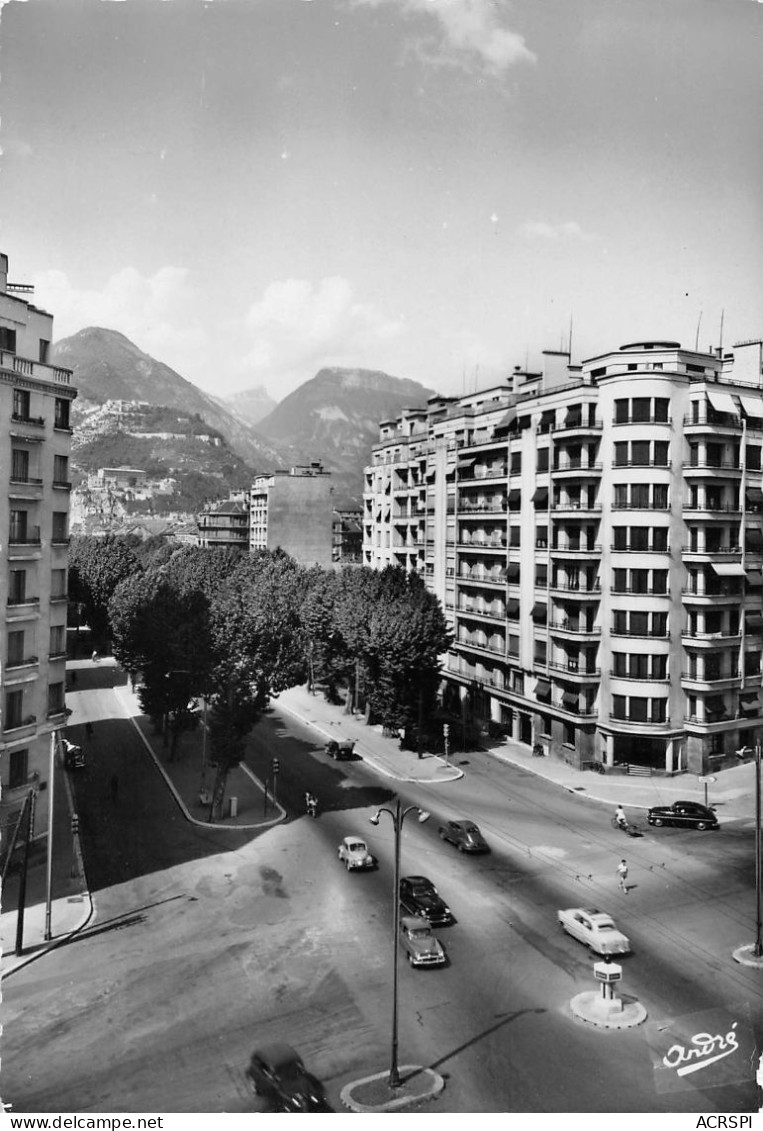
[44, 730, 58, 940]
[15, 790, 36, 956]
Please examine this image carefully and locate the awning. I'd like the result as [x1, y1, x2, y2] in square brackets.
[706, 388, 739, 416]
[739, 395, 763, 418]
[532, 487, 549, 508]
[508, 489, 521, 508]
[531, 602, 547, 622]
[561, 690, 579, 710]
[745, 526, 763, 545]
[746, 485, 763, 504]
[506, 562, 520, 582]
[711, 561, 747, 576]
[746, 570, 763, 586]
[457, 458, 475, 473]
[739, 692, 759, 704]
[506, 598, 520, 616]
[746, 612, 763, 630]
[425, 468, 436, 480]
[494, 408, 517, 433]
[535, 678, 551, 698]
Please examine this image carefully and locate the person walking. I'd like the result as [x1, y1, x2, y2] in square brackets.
[617, 858, 629, 894]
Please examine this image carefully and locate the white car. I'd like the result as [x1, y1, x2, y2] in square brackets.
[557, 907, 630, 955]
[337, 836, 376, 871]
[399, 917, 447, 968]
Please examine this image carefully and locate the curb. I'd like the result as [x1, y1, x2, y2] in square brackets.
[117, 689, 286, 831]
[732, 944, 763, 967]
[277, 701, 464, 785]
[569, 991, 647, 1030]
[340, 1066, 445, 1112]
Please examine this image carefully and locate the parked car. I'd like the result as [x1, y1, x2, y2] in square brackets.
[647, 801, 719, 830]
[62, 739, 85, 771]
[325, 738, 356, 760]
[337, 836, 376, 871]
[399, 876, 454, 927]
[438, 819, 489, 854]
[399, 916, 447, 968]
[557, 907, 630, 955]
[246, 1042, 329, 1112]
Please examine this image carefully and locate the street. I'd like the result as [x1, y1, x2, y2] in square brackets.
[1, 668, 761, 1113]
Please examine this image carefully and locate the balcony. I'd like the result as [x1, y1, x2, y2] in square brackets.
[458, 572, 508, 587]
[10, 475, 43, 488]
[549, 621, 601, 637]
[11, 412, 46, 428]
[550, 418, 602, 435]
[611, 542, 670, 554]
[608, 713, 669, 729]
[6, 655, 39, 672]
[52, 480, 73, 491]
[549, 582, 601, 595]
[683, 412, 741, 432]
[611, 586, 670, 597]
[683, 503, 741, 516]
[551, 502, 601, 515]
[551, 543, 601, 556]
[50, 592, 69, 604]
[458, 501, 508, 514]
[552, 460, 602, 476]
[683, 460, 742, 474]
[3, 715, 37, 736]
[457, 540, 507, 553]
[457, 605, 506, 623]
[7, 595, 39, 608]
[547, 660, 600, 680]
[613, 414, 671, 426]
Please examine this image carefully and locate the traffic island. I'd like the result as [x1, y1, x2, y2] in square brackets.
[732, 944, 763, 968]
[570, 990, 647, 1030]
[340, 1066, 445, 1112]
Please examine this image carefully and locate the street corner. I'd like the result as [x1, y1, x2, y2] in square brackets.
[731, 944, 763, 968]
[570, 990, 647, 1030]
[340, 1065, 445, 1112]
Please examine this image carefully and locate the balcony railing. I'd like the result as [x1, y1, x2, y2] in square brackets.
[550, 621, 601, 635]
[611, 543, 669, 553]
[9, 529, 41, 546]
[611, 586, 669, 596]
[6, 655, 39, 670]
[9, 475, 44, 487]
[52, 480, 73, 490]
[550, 419, 603, 432]
[7, 595, 39, 607]
[613, 414, 671, 426]
[11, 412, 46, 428]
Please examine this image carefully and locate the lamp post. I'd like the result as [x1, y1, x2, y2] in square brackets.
[370, 798, 430, 1088]
[736, 742, 762, 958]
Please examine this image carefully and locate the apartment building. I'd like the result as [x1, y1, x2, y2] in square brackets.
[363, 338, 763, 777]
[250, 462, 333, 567]
[197, 494, 250, 550]
[1, 252, 77, 838]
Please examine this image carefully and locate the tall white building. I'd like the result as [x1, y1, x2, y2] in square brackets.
[364, 338, 763, 777]
[1, 252, 77, 838]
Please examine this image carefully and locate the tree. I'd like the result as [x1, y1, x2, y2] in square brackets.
[206, 553, 307, 817]
[69, 535, 143, 643]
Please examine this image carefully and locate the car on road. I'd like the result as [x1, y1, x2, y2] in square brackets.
[325, 738, 356, 760]
[246, 1042, 329, 1112]
[557, 907, 631, 955]
[399, 916, 447, 968]
[399, 876, 454, 927]
[337, 836, 376, 871]
[647, 800, 719, 830]
[438, 819, 489, 854]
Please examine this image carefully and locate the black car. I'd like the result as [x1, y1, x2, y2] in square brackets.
[647, 800, 719, 831]
[247, 1042, 329, 1112]
[399, 875, 454, 926]
[438, 819, 489, 854]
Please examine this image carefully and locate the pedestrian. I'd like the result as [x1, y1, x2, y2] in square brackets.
[91, 650, 99, 664]
[617, 858, 629, 894]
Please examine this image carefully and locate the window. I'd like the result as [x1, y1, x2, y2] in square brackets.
[631, 611, 649, 635]
[613, 610, 628, 634]
[5, 689, 24, 729]
[1, 327, 18, 353]
[563, 722, 576, 746]
[8, 748, 28, 788]
[614, 400, 629, 424]
[654, 399, 669, 422]
[632, 398, 651, 423]
[13, 388, 30, 419]
[631, 484, 649, 508]
[652, 655, 667, 679]
[510, 451, 521, 473]
[614, 442, 628, 467]
[651, 698, 666, 723]
[48, 682, 65, 715]
[11, 449, 29, 481]
[631, 569, 649, 593]
[614, 485, 628, 508]
[652, 570, 668, 595]
[52, 513, 69, 542]
[535, 526, 548, 547]
[54, 398, 70, 430]
[744, 651, 761, 677]
[652, 528, 668, 552]
[535, 565, 548, 587]
[653, 441, 669, 467]
[512, 671, 524, 693]
[613, 652, 627, 676]
[51, 569, 67, 599]
[652, 612, 668, 636]
[613, 527, 628, 550]
[509, 526, 520, 547]
[534, 639, 547, 663]
[9, 570, 26, 604]
[508, 634, 519, 657]
[7, 630, 24, 665]
[50, 624, 65, 656]
[631, 440, 650, 465]
[630, 527, 648, 551]
[53, 455, 69, 483]
[612, 695, 626, 720]
[9, 510, 28, 542]
[652, 484, 668, 509]
[630, 654, 649, 679]
[746, 446, 762, 472]
[537, 448, 549, 472]
[629, 697, 648, 722]
[613, 568, 627, 592]
[39, 339, 50, 363]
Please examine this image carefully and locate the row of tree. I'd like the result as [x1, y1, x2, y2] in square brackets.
[68, 537, 452, 814]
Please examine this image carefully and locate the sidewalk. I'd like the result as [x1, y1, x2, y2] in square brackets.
[1, 748, 93, 979]
[275, 685, 757, 824]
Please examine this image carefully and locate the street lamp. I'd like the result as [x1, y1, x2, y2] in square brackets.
[370, 798, 430, 1088]
[736, 742, 762, 958]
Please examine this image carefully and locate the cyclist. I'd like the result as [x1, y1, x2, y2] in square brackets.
[305, 792, 318, 818]
[614, 804, 627, 830]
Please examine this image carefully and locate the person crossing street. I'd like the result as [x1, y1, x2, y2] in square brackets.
[617, 858, 629, 894]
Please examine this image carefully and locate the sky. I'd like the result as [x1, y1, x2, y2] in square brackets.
[1, 0, 761, 402]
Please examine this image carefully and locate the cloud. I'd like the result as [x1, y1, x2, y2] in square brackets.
[241, 276, 405, 393]
[518, 220, 596, 242]
[33, 265, 209, 371]
[349, 0, 535, 75]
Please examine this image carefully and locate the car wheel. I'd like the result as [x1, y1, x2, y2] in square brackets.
[346, 860, 353, 871]
[653, 817, 664, 827]
[696, 821, 708, 831]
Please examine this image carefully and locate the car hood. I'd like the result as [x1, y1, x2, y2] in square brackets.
[409, 936, 444, 956]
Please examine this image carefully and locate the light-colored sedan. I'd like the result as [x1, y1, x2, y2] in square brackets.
[337, 836, 376, 871]
[557, 907, 630, 955]
[399, 917, 447, 968]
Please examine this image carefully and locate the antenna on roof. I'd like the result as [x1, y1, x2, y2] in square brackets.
[719, 309, 725, 357]
[568, 314, 573, 362]
[474, 365, 480, 393]
[694, 310, 702, 352]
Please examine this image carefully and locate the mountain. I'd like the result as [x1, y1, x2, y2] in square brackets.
[219, 385, 278, 427]
[255, 367, 436, 505]
[51, 328, 283, 469]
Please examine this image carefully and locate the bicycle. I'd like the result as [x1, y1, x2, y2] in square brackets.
[610, 817, 644, 837]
